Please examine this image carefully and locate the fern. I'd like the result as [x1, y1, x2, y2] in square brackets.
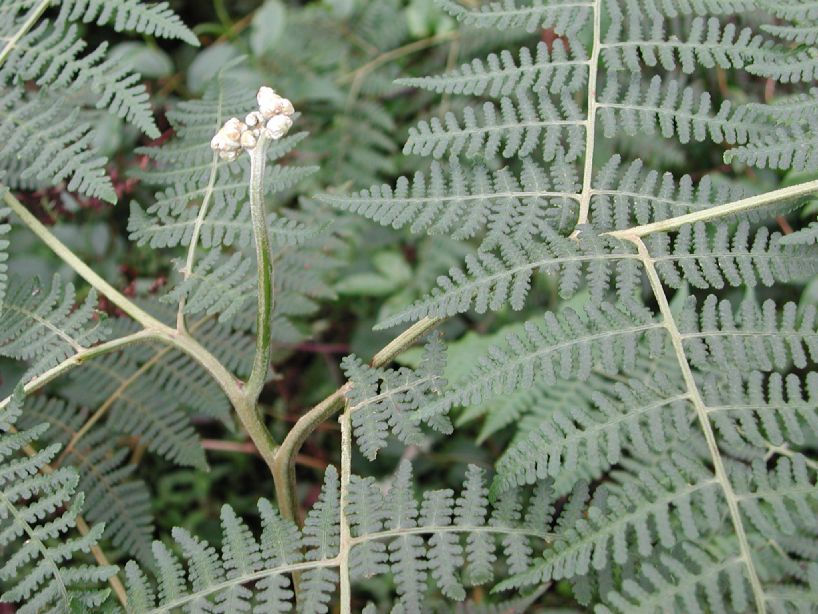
[0, 0, 198, 200]
[0, 389, 115, 612]
[342, 335, 449, 460]
[0, 22, 160, 137]
[397, 40, 588, 97]
[598, 75, 761, 145]
[0, 274, 108, 379]
[121, 462, 552, 612]
[603, 12, 770, 74]
[16, 396, 154, 566]
[405, 89, 586, 161]
[0, 91, 116, 201]
[320, 1, 818, 611]
[437, 0, 593, 36]
[56, 0, 199, 45]
[161, 251, 255, 324]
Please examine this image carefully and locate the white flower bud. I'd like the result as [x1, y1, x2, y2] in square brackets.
[265, 114, 293, 139]
[240, 130, 257, 148]
[257, 86, 282, 118]
[221, 117, 246, 145]
[245, 111, 264, 127]
[219, 149, 239, 161]
[278, 98, 294, 116]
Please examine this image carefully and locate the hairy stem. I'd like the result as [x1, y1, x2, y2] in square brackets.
[246, 135, 276, 401]
[272, 316, 443, 525]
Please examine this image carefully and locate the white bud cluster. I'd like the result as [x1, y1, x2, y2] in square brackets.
[210, 86, 295, 161]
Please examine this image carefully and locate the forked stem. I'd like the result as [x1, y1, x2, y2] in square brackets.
[272, 316, 443, 525]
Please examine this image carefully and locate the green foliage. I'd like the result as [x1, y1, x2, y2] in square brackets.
[0, 389, 115, 613]
[1, 0, 818, 612]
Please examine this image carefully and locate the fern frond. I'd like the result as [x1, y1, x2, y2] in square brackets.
[590, 155, 754, 230]
[57, 0, 199, 45]
[318, 154, 579, 245]
[62, 345, 219, 469]
[0, 90, 115, 202]
[508, 449, 725, 587]
[704, 370, 818, 449]
[603, 13, 769, 74]
[377, 228, 640, 328]
[404, 88, 585, 161]
[725, 90, 818, 171]
[342, 335, 449, 460]
[648, 221, 818, 289]
[411, 300, 666, 423]
[397, 40, 588, 97]
[732, 455, 817, 539]
[122, 462, 553, 611]
[679, 295, 818, 372]
[0, 390, 115, 612]
[0, 274, 108, 379]
[17, 396, 154, 565]
[437, 0, 592, 36]
[747, 48, 818, 83]
[595, 541, 750, 614]
[494, 371, 691, 493]
[0, 22, 159, 137]
[598, 74, 763, 145]
[762, 22, 818, 45]
[128, 188, 319, 250]
[766, 563, 818, 614]
[639, 0, 757, 16]
[161, 251, 255, 324]
[727, 125, 818, 172]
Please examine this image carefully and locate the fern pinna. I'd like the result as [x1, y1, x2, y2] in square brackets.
[0, 0, 817, 612]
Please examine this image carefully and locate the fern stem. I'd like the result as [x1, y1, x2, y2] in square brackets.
[608, 178, 818, 239]
[0, 0, 50, 67]
[2, 188, 169, 331]
[2, 186, 251, 431]
[0, 330, 159, 412]
[338, 402, 352, 614]
[273, 316, 443, 525]
[632, 237, 768, 613]
[246, 135, 276, 401]
[575, 0, 601, 227]
[177, 152, 221, 332]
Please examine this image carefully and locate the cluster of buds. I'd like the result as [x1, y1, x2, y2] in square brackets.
[210, 87, 295, 161]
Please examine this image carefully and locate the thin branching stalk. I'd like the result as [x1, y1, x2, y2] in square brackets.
[272, 316, 443, 525]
